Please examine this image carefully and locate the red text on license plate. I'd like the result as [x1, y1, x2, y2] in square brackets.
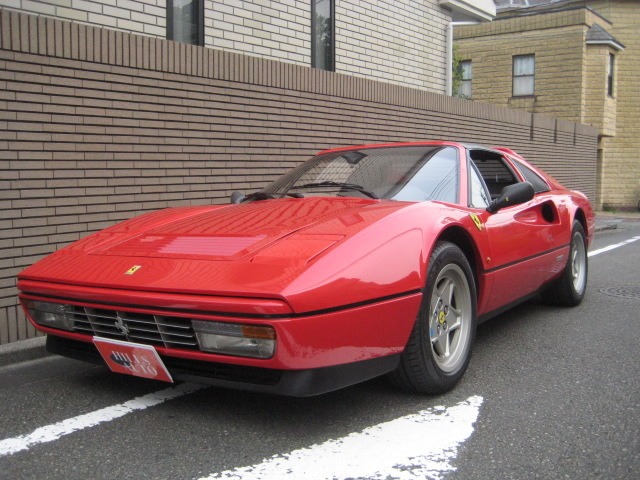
[93, 337, 173, 383]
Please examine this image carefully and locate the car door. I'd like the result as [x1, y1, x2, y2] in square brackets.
[505, 155, 570, 284]
[467, 149, 563, 313]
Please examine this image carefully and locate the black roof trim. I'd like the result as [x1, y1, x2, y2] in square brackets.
[586, 24, 625, 50]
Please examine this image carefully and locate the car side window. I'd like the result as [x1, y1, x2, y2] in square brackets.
[468, 162, 490, 208]
[512, 159, 550, 193]
[469, 150, 519, 200]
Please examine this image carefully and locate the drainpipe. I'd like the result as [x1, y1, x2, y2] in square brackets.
[446, 21, 480, 96]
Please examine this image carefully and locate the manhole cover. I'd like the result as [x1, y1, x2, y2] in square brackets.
[599, 286, 640, 300]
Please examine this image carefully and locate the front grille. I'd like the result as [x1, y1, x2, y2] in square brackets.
[68, 306, 198, 350]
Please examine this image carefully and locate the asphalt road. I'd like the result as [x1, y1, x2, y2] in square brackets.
[1, 222, 639, 480]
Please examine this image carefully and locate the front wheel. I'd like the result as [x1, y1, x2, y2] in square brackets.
[541, 220, 588, 306]
[389, 241, 477, 394]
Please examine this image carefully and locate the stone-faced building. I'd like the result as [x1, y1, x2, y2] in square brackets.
[455, 0, 639, 210]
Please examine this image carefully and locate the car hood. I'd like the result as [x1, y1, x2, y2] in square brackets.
[89, 197, 388, 261]
[19, 198, 428, 312]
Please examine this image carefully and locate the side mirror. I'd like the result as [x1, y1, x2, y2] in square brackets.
[230, 191, 246, 204]
[487, 182, 534, 213]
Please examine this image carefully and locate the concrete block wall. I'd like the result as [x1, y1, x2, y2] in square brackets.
[0, 9, 598, 344]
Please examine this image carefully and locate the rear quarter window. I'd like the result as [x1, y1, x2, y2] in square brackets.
[512, 160, 550, 193]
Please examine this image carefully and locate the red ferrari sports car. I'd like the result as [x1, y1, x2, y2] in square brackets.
[18, 142, 594, 396]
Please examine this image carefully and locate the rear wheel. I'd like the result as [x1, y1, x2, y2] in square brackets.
[389, 241, 477, 394]
[541, 220, 588, 306]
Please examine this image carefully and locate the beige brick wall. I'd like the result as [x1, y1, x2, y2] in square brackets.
[0, 0, 166, 36]
[0, 9, 598, 344]
[204, 0, 311, 65]
[335, 0, 449, 93]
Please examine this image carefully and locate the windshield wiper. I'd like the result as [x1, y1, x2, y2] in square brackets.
[242, 192, 304, 202]
[243, 192, 276, 202]
[290, 181, 379, 199]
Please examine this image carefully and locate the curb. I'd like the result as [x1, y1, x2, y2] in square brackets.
[595, 221, 619, 232]
[0, 336, 50, 368]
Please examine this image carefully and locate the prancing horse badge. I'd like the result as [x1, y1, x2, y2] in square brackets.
[125, 265, 142, 275]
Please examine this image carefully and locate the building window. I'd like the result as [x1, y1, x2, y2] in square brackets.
[513, 54, 535, 96]
[167, 0, 204, 46]
[312, 0, 335, 71]
[458, 60, 472, 98]
[607, 53, 615, 97]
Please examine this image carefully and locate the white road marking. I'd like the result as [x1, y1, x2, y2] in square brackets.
[200, 395, 484, 480]
[0, 382, 205, 457]
[589, 235, 640, 257]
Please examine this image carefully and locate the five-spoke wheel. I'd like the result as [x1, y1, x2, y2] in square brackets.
[542, 220, 588, 306]
[429, 263, 473, 374]
[389, 241, 477, 394]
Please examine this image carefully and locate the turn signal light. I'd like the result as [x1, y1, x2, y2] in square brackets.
[23, 300, 74, 331]
[191, 320, 275, 359]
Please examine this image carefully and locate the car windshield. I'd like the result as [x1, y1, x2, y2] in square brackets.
[261, 145, 460, 202]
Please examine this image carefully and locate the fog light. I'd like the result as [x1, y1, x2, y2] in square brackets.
[192, 320, 275, 359]
[24, 300, 74, 331]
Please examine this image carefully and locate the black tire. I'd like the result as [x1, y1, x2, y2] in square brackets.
[541, 220, 588, 306]
[389, 241, 477, 394]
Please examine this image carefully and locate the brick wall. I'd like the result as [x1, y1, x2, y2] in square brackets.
[0, 9, 598, 344]
[204, 0, 311, 65]
[335, 0, 449, 93]
[0, 0, 166, 36]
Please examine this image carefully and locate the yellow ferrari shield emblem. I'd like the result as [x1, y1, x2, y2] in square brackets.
[470, 213, 484, 231]
[125, 265, 142, 275]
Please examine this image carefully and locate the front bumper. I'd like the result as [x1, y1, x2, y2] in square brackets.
[19, 280, 422, 394]
[46, 335, 401, 396]
[19, 280, 421, 370]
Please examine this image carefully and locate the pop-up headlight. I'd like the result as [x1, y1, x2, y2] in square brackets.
[192, 320, 275, 359]
[24, 300, 74, 331]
